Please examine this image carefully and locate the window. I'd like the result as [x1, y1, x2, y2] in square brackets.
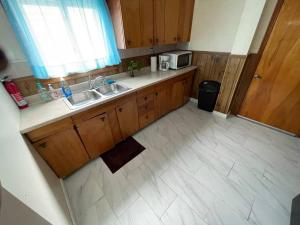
[2, 0, 120, 79]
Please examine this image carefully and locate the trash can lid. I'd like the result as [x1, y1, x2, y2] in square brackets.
[199, 80, 221, 92]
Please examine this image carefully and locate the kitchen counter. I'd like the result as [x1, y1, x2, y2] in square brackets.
[20, 66, 197, 133]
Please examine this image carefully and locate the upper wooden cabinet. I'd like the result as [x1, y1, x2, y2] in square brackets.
[108, 0, 154, 49]
[154, 0, 165, 45]
[140, 0, 154, 46]
[164, 0, 180, 44]
[177, 0, 195, 42]
[108, 0, 194, 48]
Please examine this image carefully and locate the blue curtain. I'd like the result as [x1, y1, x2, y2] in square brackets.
[1, 0, 121, 79]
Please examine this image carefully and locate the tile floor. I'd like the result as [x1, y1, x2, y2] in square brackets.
[64, 102, 300, 225]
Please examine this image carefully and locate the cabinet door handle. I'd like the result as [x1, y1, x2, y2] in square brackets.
[144, 96, 148, 101]
[173, 37, 177, 41]
[118, 107, 123, 112]
[177, 36, 181, 41]
[155, 38, 159, 44]
[100, 116, 106, 122]
[39, 142, 47, 149]
[149, 38, 153, 44]
[127, 40, 131, 46]
[155, 92, 158, 96]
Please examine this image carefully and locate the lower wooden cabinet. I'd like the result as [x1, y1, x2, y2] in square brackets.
[76, 113, 115, 159]
[33, 128, 89, 178]
[184, 71, 194, 103]
[171, 79, 185, 109]
[28, 70, 196, 178]
[116, 96, 140, 139]
[155, 82, 172, 118]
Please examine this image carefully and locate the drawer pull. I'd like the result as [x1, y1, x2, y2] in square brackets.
[39, 142, 47, 148]
[118, 108, 123, 112]
[100, 116, 105, 122]
[155, 92, 158, 96]
[144, 96, 148, 101]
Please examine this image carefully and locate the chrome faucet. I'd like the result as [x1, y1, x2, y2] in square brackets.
[88, 75, 104, 89]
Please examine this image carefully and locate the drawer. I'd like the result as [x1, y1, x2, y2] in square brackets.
[139, 110, 155, 129]
[138, 101, 155, 116]
[137, 92, 154, 106]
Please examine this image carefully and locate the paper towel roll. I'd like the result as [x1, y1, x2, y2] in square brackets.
[151, 56, 157, 72]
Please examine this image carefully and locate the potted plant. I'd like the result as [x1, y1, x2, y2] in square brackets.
[127, 60, 143, 77]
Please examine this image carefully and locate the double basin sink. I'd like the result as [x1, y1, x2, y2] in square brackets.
[64, 83, 131, 109]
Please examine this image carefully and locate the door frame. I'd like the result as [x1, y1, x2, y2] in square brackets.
[231, 0, 285, 115]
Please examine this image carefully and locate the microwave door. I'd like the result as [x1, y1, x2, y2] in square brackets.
[177, 54, 190, 68]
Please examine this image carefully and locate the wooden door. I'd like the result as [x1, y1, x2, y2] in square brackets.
[76, 113, 115, 159]
[121, 0, 141, 48]
[116, 97, 139, 139]
[154, 0, 165, 45]
[155, 83, 172, 117]
[239, 0, 300, 135]
[164, 0, 180, 44]
[177, 0, 195, 42]
[140, 0, 154, 46]
[33, 128, 89, 178]
[171, 79, 185, 109]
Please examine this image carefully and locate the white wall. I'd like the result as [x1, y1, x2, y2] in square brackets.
[250, 0, 278, 53]
[231, 0, 266, 55]
[188, 0, 246, 52]
[0, 6, 33, 79]
[0, 84, 72, 225]
[0, 187, 51, 225]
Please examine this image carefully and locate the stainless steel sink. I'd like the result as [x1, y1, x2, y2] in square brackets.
[95, 83, 130, 96]
[65, 90, 101, 108]
[64, 82, 130, 109]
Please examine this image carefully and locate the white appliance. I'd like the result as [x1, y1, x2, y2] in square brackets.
[159, 55, 170, 71]
[162, 50, 192, 69]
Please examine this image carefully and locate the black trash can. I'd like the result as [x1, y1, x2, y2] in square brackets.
[197, 80, 221, 112]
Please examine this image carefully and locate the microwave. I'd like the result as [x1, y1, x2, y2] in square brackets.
[162, 50, 192, 70]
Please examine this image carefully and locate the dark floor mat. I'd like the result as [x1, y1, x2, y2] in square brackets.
[101, 137, 145, 173]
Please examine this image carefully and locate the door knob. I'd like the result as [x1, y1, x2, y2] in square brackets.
[254, 74, 262, 80]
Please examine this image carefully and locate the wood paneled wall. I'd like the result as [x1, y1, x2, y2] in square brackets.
[13, 54, 152, 97]
[229, 54, 259, 114]
[191, 51, 229, 98]
[215, 55, 247, 114]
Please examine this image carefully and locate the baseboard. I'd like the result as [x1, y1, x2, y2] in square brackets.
[189, 97, 198, 104]
[60, 179, 78, 225]
[213, 110, 230, 119]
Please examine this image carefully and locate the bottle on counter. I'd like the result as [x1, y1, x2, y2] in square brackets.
[36, 81, 52, 102]
[2, 76, 28, 109]
[48, 84, 61, 100]
[60, 78, 72, 97]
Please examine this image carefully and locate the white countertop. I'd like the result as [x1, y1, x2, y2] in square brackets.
[20, 66, 197, 133]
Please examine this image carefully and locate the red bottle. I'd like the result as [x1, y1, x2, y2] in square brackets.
[3, 79, 28, 109]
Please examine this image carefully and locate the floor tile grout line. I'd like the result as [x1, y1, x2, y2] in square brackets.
[247, 198, 255, 221]
[226, 161, 236, 177]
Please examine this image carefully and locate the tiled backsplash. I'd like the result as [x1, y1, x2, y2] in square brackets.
[9, 44, 179, 96]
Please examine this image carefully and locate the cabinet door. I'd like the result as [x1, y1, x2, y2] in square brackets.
[33, 128, 89, 178]
[116, 97, 139, 139]
[171, 80, 185, 109]
[154, 0, 165, 45]
[155, 83, 172, 118]
[184, 73, 194, 103]
[140, 0, 154, 47]
[77, 113, 115, 159]
[177, 0, 195, 42]
[121, 0, 141, 48]
[164, 0, 180, 44]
